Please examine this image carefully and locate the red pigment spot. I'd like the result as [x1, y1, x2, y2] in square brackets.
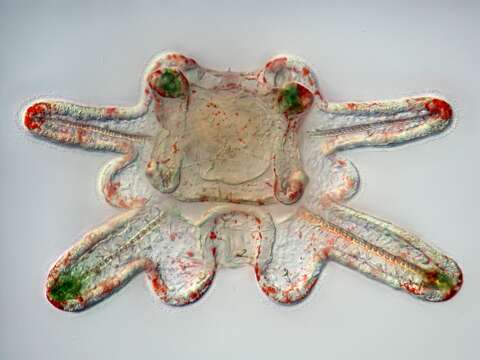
[116, 198, 130, 209]
[105, 182, 120, 198]
[287, 180, 304, 202]
[256, 199, 265, 206]
[186, 251, 194, 257]
[346, 103, 357, 111]
[425, 99, 452, 120]
[167, 53, 197, 65]
[150, 276, 168, 295]
[302, 67, 310, 76]
[100, 280, 117, 295]
[254, 263, 261, 281]
[24, 102, 50, 130]
[203, 275, 214, 290]
[75, 128, 87, 143]
[211, 247, 217, 257]
[425, 271, 438, 284]
[296, 83, 314, 109]
[105, 107, 117, 116]
[145, 160, 155, 176]
[172, 142, 178, 153]
[47, 296, 66, 311]
[45, 287, 66, 310]
[262, 285, 277, 296]
[209, 231, 217, 240]
[189, 291, 200, 301]
[76, 295, 86, 307]
[344, 177, 355, 190]
[402, 282, 423, 296]
[266, 57, 287, 71]
[255, 217, 262, 225]
[147, 69, 163, 95]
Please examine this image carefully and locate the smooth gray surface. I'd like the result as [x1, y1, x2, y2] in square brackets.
[1, 0, 478, 359]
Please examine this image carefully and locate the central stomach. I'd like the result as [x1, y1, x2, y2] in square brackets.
[185, 90, 276, 185]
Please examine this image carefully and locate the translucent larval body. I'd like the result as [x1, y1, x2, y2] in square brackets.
[23, 52, 462, 311]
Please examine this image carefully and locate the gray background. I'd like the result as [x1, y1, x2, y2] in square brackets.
[1, 0, 478, 359]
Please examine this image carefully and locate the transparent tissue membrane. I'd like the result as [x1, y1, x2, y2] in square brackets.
[23, 52, 462, 311]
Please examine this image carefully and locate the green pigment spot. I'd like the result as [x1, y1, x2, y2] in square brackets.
[49, 270, 89, 302]
[279, 84, 302, 114]
[155, 68, 183, 97]
[432, 272, 454, 291]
